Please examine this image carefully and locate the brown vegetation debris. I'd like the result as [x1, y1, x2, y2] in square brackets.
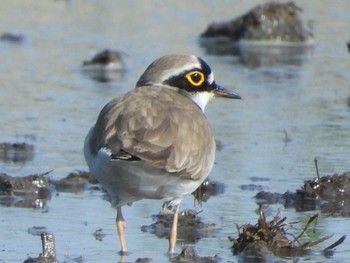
[229, 208, 345, 259]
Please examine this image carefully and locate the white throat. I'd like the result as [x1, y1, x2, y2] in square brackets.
[188, 91, 214, 112]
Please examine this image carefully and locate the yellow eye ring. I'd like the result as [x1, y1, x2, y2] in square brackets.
[185, 71, 205, 86]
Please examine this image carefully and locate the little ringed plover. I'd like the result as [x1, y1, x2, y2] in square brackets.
[84, 54, 241, 254]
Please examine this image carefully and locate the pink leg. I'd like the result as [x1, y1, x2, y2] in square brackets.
[116, 207, 127, 254]
[168, 205, 179, 254]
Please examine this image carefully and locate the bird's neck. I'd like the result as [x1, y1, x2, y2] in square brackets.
[180, 90, 214, 112]
[136, 83, 213, 112]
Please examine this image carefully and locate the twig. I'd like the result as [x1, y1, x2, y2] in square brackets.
[323, 235, 346, 251]
[301, 234, 333, 249]
[314, 158, 320, 180]
[292, 214, 318, 243]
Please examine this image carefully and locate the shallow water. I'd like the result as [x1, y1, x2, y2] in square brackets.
[0, 0, 349, 262]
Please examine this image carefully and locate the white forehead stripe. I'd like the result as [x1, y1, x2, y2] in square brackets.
[207, 72, 214, 84]
[159, 57, 202, 82]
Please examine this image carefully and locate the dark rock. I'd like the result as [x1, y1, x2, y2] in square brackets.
[201, 2, 313, 43]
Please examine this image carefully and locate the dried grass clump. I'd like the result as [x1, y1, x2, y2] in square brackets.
[229, 208, 345, 259]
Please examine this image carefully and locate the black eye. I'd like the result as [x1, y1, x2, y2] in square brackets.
[191, 73, 201, 83]
[185, 71, 205, 86]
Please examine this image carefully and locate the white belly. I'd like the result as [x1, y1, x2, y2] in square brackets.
[84, 144, 210, 207]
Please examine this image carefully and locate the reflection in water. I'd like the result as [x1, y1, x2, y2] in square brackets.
[199, 38, 314, 69]
[82, 67, 128, 83]
[237, 42, 313, 69]
[0, 142, 35, 163]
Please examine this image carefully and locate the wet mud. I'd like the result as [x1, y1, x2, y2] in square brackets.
[52, 170, 99, 193]
[0, 170, 99, 209]
[91, 247, 219, 263]
[256, 171, 350, 216]
[170, 246, 219, 263]
[0, 170, 222, 262]
[141, 209, 216, 244]
[0, 172, 51, 209]
[2, 166, 348, 262]
[0, 171, 222, 262]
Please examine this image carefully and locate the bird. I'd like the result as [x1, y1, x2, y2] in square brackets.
[84, 54, 241, 255]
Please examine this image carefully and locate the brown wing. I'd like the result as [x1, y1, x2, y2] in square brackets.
[88, 86, 215, 180]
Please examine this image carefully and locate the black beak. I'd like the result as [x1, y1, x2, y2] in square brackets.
[213, 83, 241, 99]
